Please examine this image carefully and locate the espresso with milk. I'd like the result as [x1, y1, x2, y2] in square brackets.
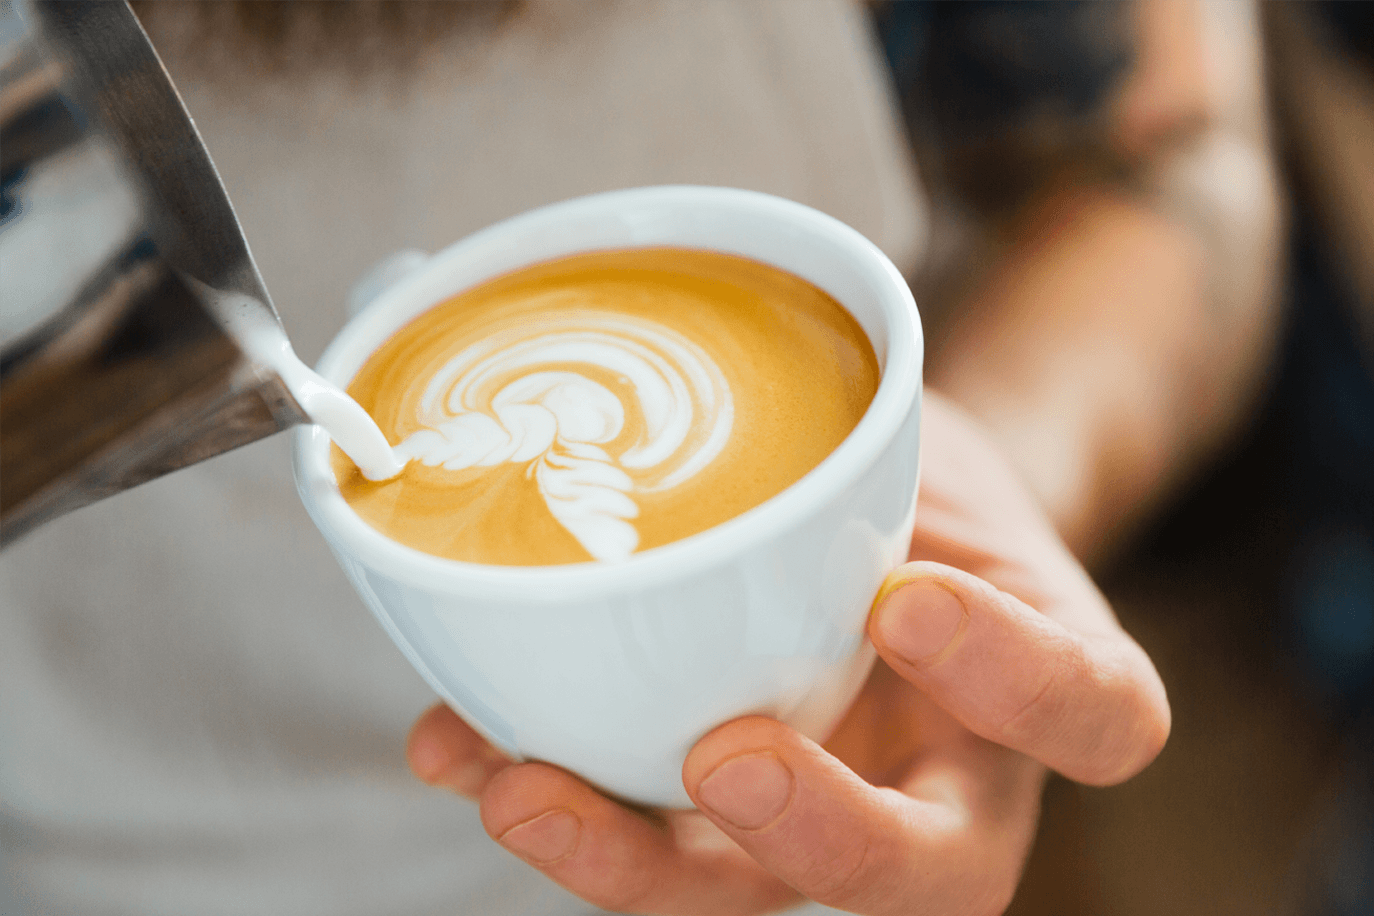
[334, 248, 878, 565]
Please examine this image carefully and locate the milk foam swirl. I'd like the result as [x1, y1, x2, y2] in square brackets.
[394, 313, 733, 561]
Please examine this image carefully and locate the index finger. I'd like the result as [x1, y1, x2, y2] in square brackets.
[869, 562, 1170, 786]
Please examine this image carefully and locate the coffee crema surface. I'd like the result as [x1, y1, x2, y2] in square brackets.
[334, 248, 879, 565]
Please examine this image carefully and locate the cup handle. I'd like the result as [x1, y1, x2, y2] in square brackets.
[348, 249, 430, 317]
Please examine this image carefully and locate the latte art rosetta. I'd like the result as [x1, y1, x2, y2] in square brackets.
[395, 314, 733, 560]
[336, 248, 879, 566]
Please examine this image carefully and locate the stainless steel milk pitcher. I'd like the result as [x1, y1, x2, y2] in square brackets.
[0, 0, 311, 546]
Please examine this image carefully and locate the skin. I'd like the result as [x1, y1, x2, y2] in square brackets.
[926, 0, 1281, 564]
[113, 0, 1277, 911]
[406, 393, 1170, 915]
[405, 2, 1273, 911]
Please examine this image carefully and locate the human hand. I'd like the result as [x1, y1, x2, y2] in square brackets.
[406, 391, 1170, 915]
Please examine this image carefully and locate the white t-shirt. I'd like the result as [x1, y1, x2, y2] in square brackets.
[0, 2, 925, 913]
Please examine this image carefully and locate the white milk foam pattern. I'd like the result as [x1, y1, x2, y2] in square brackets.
[394, 312, 733, 561]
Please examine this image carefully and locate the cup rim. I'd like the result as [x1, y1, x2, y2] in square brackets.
[293, 185, 922, 602]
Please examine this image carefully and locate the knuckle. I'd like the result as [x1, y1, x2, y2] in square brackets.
[1004, 637, 1171, 786]
[584, 865, 659, 914]
[960, 848, 1024, 916]
[1091, 651, 1172, 785]
[801, 837, 877, 908]
[962, 888, 1013, 916]
[1104, 723, 1168, 786]
[999, 646, 1075, 745]
[1140, 695, 1172, 761]
[981, 871, 1020, 916]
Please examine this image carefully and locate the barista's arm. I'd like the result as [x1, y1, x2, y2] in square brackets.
[924, 0, 1282, 562]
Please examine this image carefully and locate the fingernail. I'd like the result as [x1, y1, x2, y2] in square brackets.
[696, 752, 794, 830]
[875, 578, 968, 667]
[408, 733, 450, 783]
[499, 809, 581, 864]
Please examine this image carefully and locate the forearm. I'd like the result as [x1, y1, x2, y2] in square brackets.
[928, 171, 1278, 560]
[923, 0, 1283, 562]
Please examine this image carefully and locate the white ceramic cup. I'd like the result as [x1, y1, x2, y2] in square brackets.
[293, 186, 923, 808]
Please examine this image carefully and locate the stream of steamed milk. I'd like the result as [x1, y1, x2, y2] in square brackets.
[188, 278, 405, 481]
[269, 349, 405, 481]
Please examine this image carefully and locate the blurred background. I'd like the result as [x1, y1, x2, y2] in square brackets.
[4, 2, 1371, 914]
[871, 2, 1373, 913]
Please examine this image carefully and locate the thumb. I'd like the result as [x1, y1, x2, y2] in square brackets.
[682, 716, 1026, 916]
[868, 562, 1170, 785]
